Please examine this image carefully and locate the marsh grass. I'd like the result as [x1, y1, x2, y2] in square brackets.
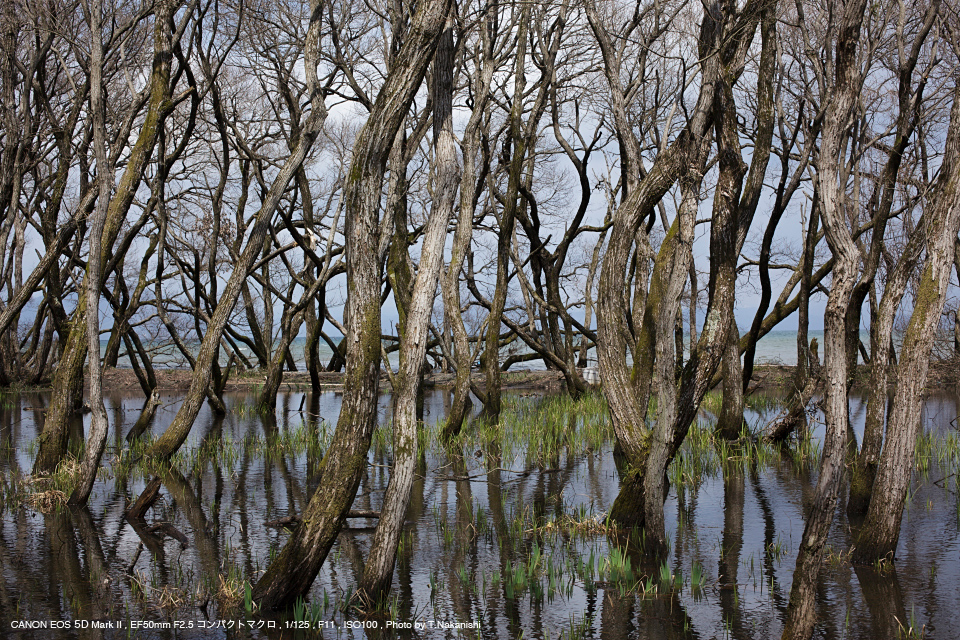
[216, 573, 246, 610]
[433, 391, 612, 473]
[139, 418, 335, 475]
[896, 606, 926, 639]
[669, 419, 817, 492]
[914, 430, 960, 477]
[7, 454, 85, 513]
[26, 488, 68, 512]
[292, 595, 327, 626]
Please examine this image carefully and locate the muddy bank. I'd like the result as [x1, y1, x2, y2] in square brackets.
[47, 360, 960, 396]
[93, 366, 571, 394]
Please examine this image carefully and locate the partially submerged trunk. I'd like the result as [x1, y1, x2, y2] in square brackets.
[68, 0, 112, 506]
[144, 0, 328, 459]
[258, 315, 304, 411]
[716, 323, 745, 439]
[593, 0, 774, 547]
[356, 15, 457, 605]
[125, 390, 162, 442]
[34, 0, 181, 476]
[74, 39, 171, 498]
[251, 0, 450, 609]
[782, 0, 869, 636]
[846, 0, 940, 519]
[853, 85, 960, 563]
[847, 225, 924, 515]
[481, 8, 530, 424]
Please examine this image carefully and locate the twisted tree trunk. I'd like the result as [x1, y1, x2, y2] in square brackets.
[357, 13, 457, 604]
[252, 0, 451, 609]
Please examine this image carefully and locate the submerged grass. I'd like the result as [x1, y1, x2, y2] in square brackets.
[669, 419, 818, 492]
[439, 390, 613, 467]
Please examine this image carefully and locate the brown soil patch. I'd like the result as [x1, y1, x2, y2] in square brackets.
[73, 361, 960, 396]
[97, 367, 569, 394]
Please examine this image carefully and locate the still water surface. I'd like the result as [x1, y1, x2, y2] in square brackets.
[0, 387, 958, 639]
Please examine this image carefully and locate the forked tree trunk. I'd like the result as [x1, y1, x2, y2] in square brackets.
[847, 224, 924, 515]
[782, 0, 869, 636]
[852, 84, 960, 563]
[33, 0, 181, 475]
[713, 2, 777, 440]
[846, 0, 940, 518]
[595, 0, 773, 544]
[356, 15, 457, 605]
[251, 0, 450, 609]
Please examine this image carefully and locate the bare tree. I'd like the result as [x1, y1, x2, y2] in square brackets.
[145, 0, 330, 459]
[357, 7, 457, 605]
[251, 0, 451, 609]
[34, 0, 188, 474]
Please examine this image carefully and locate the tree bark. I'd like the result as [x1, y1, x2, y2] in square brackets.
[33, 0, 181, 474]
[145, 0, 329, 459]
[251, 0, 451, 609]
[782, 0, 870, 636]
[69, 0, 113, 506]
[853, 82, 960, 563]
[439, 4, 494, 439]
[356, 13, 457, 605]
[716, 323, 745, 439]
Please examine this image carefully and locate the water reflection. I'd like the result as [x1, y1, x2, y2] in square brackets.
[0, 388, 956, 638]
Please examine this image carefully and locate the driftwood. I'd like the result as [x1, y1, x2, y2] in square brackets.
[147, 522, 190, 548]
[125, 476, 162, 519]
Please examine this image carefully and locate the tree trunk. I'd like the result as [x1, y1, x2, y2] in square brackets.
[33, 0, 181, 475]
[357, 15, 457, 605]
[716, 322, 745, 439]
[251, 0, 450, 609]
[69, 0, 113, 506]
[125, 390, 162, 442]
[481, 8, 531, 424]
[258, 311, 305, 410]
[782, 1, 869, 636]
[144, 0, 329, 458]
[439, 6, 494, 439]
[845, 0, 940, 518]
[848, 224, 924, 515]
[853, 85, 960, 563]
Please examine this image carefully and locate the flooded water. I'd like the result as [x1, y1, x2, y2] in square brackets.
[0, 387, 958, 639]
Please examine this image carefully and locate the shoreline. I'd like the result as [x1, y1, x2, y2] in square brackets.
[90, 363, 803, 394]
[7, 361, 955, 395]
